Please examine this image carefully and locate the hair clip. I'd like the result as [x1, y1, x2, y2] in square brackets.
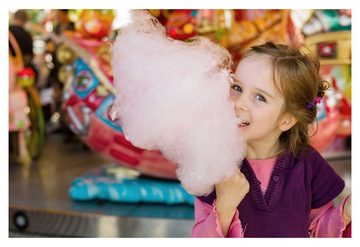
[307, 91, 324, 109]
[306, 102, 315, 109]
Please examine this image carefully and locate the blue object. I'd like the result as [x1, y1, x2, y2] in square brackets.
[69, 164, 194, 205]
[72, 58, 99, 99]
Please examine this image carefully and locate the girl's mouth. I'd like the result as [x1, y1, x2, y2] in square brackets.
[238, 121, 250, 127]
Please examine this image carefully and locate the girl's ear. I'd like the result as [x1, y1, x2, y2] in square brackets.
[278, 113, 297, 132]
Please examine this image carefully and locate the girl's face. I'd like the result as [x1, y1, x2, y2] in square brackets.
[231, 54, 288, 148]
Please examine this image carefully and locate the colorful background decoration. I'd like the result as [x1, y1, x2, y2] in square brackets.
[24, 9, 350, 179]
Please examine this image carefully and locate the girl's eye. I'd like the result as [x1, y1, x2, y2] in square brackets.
[231, 84, 242, 92]
[255, 94, 266, 102]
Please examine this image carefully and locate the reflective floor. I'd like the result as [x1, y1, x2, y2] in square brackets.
[9, 133, 351, 237]
[9, 133, 194, 237]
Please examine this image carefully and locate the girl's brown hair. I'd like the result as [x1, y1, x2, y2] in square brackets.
[244, 42, 329, 156]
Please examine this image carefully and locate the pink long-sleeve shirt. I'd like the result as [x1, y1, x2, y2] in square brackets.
[192, 157, 350, 237]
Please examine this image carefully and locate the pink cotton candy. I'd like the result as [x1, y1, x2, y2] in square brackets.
[111, 10, 246, 196]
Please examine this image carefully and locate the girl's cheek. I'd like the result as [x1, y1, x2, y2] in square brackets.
[229, 91, 239, 102]
[249, 100, 265, 113]
[250, 98, 261, 107]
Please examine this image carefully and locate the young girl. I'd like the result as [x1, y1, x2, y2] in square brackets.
[192, 42, 351, 237]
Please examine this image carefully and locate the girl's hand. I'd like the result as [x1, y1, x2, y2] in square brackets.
[215, 169, 250, 212]
[215, 169, 249, 236]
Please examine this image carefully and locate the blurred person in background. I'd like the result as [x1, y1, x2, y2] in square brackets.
[9, 10, 37, 78]
[44, 9, 75, 141]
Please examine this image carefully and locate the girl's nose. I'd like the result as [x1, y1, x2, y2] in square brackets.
[234, 97, 248, 114]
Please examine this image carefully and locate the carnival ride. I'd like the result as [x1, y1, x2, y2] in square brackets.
[51, 10, 351, 179]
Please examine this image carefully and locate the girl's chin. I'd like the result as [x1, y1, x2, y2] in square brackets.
[238, 129, 250, 140]
[238, 125, 250, 133]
